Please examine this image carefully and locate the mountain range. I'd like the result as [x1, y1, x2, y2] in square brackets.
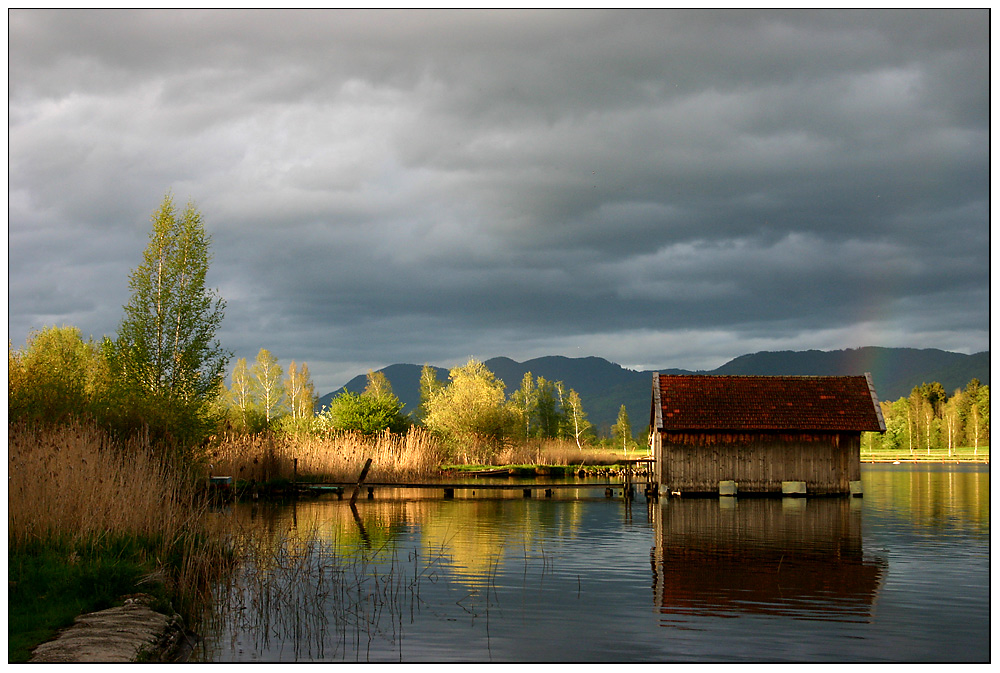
[317, 347, 990, 433]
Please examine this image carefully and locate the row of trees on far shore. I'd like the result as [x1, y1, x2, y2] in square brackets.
[212, 354, 642, 457]
[865, 380, 989, 454]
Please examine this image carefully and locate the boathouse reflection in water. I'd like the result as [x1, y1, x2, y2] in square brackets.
[652, 498, 887, 623]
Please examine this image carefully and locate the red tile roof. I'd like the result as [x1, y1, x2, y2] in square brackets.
[653, 374, 885, 432]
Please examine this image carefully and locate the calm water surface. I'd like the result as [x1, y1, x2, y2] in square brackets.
[194, 464, 989, 662]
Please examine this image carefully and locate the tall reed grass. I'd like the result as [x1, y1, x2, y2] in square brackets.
[208, 430, 634, 484]
[209, 427, 445, 483]
[8, 420, 227, 621]
[9, 420, 193, 547]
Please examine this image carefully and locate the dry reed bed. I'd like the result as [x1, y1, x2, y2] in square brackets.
[209, 427, 446, 483]
[210, 431, 629, 484]
[8, 420, 198, 549]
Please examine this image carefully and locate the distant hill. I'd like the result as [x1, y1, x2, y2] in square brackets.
[712, 348, 990, 401]
[318, 347, 989, 434]
[316, 363, 449, 414]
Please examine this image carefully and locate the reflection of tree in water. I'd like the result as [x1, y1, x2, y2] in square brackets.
[652, 499, 888, 623]
[419, 499, 586, 580]
[862, 467, 989, 536]
[199, 517, 447, 661]
[198, 496, 587, 661]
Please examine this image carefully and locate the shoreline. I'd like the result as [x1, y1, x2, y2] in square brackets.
[862, 456, 989, 464]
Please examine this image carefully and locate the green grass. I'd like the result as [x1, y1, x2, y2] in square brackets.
[861, 445, 989, 462]
[8, 537, 173, 663]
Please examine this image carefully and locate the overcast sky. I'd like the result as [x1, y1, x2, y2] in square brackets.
[8, 9, 991, 394]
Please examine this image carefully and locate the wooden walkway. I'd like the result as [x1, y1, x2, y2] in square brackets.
[303, 470, 658, 502]
[304, 481, 632, 500]
[313, 481, 618, 490]
[214, 457, 661, 502]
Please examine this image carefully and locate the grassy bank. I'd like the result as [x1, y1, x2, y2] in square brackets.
[8, 421, 227, 662]
[861, 445, 989, 463]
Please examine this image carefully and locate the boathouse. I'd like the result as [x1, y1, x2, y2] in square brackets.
[649, 373, 885, 496]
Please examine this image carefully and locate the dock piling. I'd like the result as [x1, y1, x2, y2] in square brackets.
[350, 458, 374, 505]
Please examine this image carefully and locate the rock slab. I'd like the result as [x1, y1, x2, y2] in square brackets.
[29, 600, 181, 663]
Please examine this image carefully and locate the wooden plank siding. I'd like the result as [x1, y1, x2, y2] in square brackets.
[658, 431, 861, 495]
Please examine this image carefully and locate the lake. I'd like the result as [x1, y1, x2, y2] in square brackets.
[193, 464, 989, 662]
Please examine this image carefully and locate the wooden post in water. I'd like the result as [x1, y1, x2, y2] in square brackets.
[351, 458, 374, 505]
[292, 458, 298, 499]
[622, 462, 634, 501]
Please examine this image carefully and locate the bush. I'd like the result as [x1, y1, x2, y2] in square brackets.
[318, 390, 410, 435]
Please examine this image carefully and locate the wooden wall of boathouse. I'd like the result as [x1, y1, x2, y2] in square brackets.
[655, 430, 862, 495]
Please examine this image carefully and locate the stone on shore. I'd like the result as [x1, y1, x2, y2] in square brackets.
[29, 597, 186, 663]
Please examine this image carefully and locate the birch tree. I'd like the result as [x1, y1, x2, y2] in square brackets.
[112, 194, 228, 402]
[250, 348, 284, 424]
[417, 364, 444, 423]
[565, 389, 592, 448]
[284, 360, 317, 421]
[227, 357, 254, 429]
[363, 370, 394, 399]
[613, 404, 633, 457]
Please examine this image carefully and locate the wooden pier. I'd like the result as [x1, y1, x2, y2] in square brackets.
[215, 457, 661, 502]
[298, 480, 655, 501]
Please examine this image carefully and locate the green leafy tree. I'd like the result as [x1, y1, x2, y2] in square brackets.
[110, 194, 228, 403]
[879, 398, 911, 452]
[534, 376, 564, 439]
[8, 326, 105, 424]
[423, 358, 514, 454]
[967, 384, 989, 454]
[978, 386, 990, 446]
[866, 380, 989, 457]
[275, 360, 318, 436]
[284, 360, 317, 421]
[906, 388, 923, 454]
[509, 372, 536, 440]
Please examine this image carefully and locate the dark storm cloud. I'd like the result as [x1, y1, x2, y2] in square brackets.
[8, 9, 989, 392]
